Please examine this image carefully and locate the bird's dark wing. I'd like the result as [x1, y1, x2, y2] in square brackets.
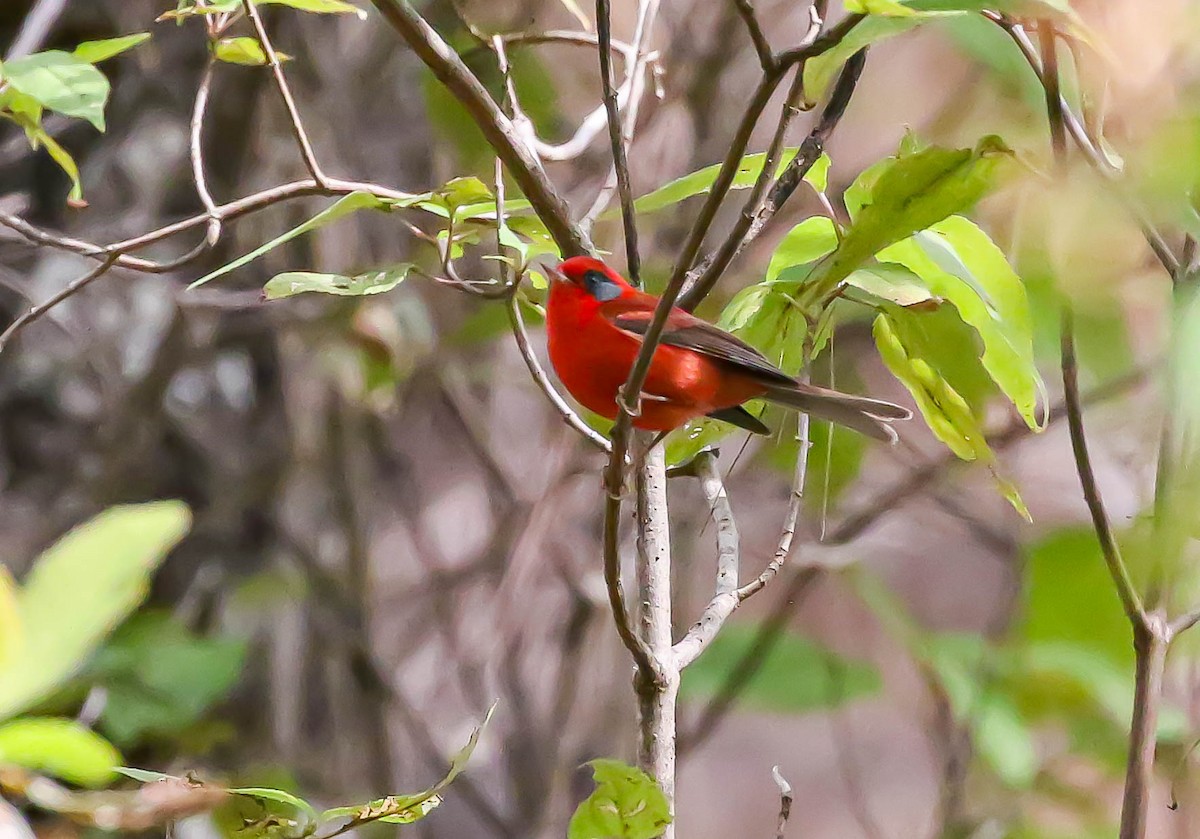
[608, 306, 794, 386]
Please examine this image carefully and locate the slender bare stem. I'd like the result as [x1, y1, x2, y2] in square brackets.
[772, 766, 794, 839]
[0, 255, 119, 353]
[674, 451, 741, 668]
[190, 56, 221, 245]
[734, 0, 776, 72]
[242, 0, 327, 185]
[1120, 616, 1171, 839]
[596, 0, 642, 285]
[369, 0, 590, 256]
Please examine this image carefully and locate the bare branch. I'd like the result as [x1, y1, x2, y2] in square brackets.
[734, 0, 775, 72]
[190, 56, 222, 245]
[368, 0, 591, 256]
[1120, 615, 1171, 839]
[595, 0, 650, 284]
[0, 255, 119, 353]
[242, 0, 328, 185]
[772, 766, 794, 839]
[674, 451, 741, 669]
[506, 295, 612, 452]
[737, 410, 809, 601]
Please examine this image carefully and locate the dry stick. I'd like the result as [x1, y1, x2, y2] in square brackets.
[673, 451, 741, 669]
[735, 0, 776, 72]
[596, 0, 642, 286]
[242, 0, 328, 186]
[772, 766, 794, 839]
[190, 56, 222, 245]
[682, 363, 1153, 752]
[368, 0, 590, 257]
[677, 45, 866, 312]
[0, 255, 119, 353]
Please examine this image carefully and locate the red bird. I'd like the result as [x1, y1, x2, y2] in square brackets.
[546, 256, 911, 442]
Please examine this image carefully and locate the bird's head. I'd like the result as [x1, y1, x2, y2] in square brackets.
[551, 256, 631, 302]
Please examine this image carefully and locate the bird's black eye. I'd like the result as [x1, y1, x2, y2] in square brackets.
[583, 269, 622, 301]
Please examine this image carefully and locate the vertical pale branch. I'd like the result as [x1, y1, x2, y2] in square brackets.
[635, 444, 678, 832]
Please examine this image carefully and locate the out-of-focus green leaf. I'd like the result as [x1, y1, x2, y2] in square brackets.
[0, 718, 121, 788]
[845, 0, 919, 14]
[86, 611, 245, 747]
[190, 192, 421, 288]
[229, 787, 318, 825]
[72, 34, 151, 64]
[875, 215, 1043, 427]
[0, 502, 192, 721]
[804, 137, 1013, 304]
[633, 148, 819, 214]
[160, 0, 365, 20]
[213, 37, 288, 66]
[802, 16, 926, 105]
[0, 568, 18, 670]
[320, 703, 495, 827]
[935, 14, 1042, 107]
[116, 766, 178, 783]
[1019, 528, 1133, 669]
[681, 623, 880, 712]
[807, 152, 832, 192]
[567, 759, 672, 839]
[0, 51, 110, 130]
[263, 264, 413, 299]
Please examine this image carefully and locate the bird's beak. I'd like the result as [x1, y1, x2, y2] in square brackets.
[545, 264, 570, 285]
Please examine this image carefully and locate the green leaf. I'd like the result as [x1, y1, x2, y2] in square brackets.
[229, 787, 318, 825]
[875, 216, 1043, 427]
[116, 766, 178, 783]
[320, 703, 495, 827]
[567, 759, 672, 839]
[71, 33, 151, 64]
[845, 0, 919, 14]
[0, 51, 110, 130]
[804, 136, 1013, 304]
[802, 16, 928, 104]
[632, 148, 808, 215]
[766, 217, 840, 282]
[87, 611, 245, 747]
[0, 502, 192, 721]
[873, 311, 983, 461]
[0, 718, 121, 788]
[189, 192, 401, 289]
[432, 176, 493, 216]
[161, 0, 365, 20]
[263, 264, 413, 300]
[806, 152, 832, 193]
[681, 623, 880, 712]
[843, 263, 939, 308]
[213, 37, 287, 66]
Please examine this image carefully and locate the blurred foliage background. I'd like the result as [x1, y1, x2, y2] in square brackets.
[2, 1, 1200, 838]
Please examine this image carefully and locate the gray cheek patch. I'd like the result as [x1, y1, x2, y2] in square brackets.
[584, 269, 623, 301]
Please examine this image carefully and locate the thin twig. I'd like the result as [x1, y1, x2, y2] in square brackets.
[0, 255, 119, 353]
[772, 766, 794, 839]
[190, 56, 221, 245]
[506, 296, 611, 452]
[369, 0, 590, 256]
[734, 0, 775, 72]
[597, 0, 642, 285]
[242, 0, 327, 185]
[674, 452, 741, 668]
[737, 409, 809, 601]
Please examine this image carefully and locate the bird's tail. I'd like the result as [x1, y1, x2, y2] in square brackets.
[761, 381, 912, 443]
